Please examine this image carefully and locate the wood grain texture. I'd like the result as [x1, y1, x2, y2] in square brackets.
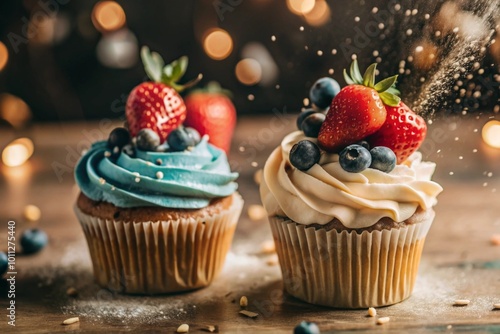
[0, 114, 500, 333]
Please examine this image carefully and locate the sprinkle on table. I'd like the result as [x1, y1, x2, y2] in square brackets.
[493, 303, 500, 310]
[62, 317, 79, 325]
[453, 299, 470, 306]
[240, 296, 248, 307]
[66, 287, 78, 297]
[368, 307, 377, 317]
[176, 323, 189, 333]
[377, 317, 390, 325]
[239, 310, 258, 318]
[201, 325, 218, 332]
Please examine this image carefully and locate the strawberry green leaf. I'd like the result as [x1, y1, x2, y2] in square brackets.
[350, 60, 363, 84]
[141, 46, 163, 82]
[386, 86, 400, 96]
[379, 91, 401, 106]
[362, 63, 377, 88]
[374, 75, 398, 93]
[343, 69, 356, 85]
[170, 56, 188, 82]
[163, 65, 173, 79]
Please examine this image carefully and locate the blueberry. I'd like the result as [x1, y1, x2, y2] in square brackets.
[107, 128, 130, 150]
[167, 126, 200, 151]
[294, 321, 320, 334]
[309, 77, 340, 109]
[370, 146, 397, 173]
[289, 140, 321, 171]
[296, 109, 316, 130]
[122, 144, 135, 156]
[0, 252, 8, 276]
[136, 128, 161, 151]
[356, 140, 370, 150]
[339, 144, 371, 173]
[302, 113, 325, 138]
[21, 228, 48, 254]
[184, 127, 201, 145]
[155, 143, 169, 152]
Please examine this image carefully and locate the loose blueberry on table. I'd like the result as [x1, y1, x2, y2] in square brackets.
[294, 321, 321, 334]
[20, 228, 48, 254]
[289, 140, 321, 171]
[309, 77, 340, 109]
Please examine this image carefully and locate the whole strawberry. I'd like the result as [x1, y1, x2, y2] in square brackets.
[317, 60, 400, 152]
[367, 102, 427, 164]
[184, 82, 236, 154]
[126, 47, 201, 143]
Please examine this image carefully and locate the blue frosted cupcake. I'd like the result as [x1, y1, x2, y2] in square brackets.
[74, 132, 243, 294]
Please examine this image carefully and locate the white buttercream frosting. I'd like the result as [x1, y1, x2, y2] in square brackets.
[260, 131, 443, 228]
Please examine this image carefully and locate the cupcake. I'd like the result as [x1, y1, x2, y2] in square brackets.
[260, 60, 442, 308]
[74, 47, 242, 294]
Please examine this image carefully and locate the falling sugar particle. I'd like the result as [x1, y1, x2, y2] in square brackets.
[271, 35, 276, 41]
[483, 182, 488, 187]
[473, 149, 478, 153]
[449, 172, 454, 175]
[487, 172, 493, 177]
[303, 98, 310, 106]
[251, 161, 258, 167]
[299, 26, 304, 31]
[331, 49, 337, 55]
[354, 16, 360, 22]
[372, 7, 378, 13]
[317, 50, 323, 56]
[328, 69, 334, 75]
[238, 146, 245, 152]
[458, 156, 463, 160]
[248, 94, 255, 101]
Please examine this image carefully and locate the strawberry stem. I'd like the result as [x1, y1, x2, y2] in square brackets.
[343, 60, 401, 107]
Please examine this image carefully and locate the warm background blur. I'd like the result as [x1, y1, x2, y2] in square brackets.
[0, 0, 499, 125]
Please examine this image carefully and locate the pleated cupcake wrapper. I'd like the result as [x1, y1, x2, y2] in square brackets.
[75, 193, 243, 294]
[269, 213, 434, 308]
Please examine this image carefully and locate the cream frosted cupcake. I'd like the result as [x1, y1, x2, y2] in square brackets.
[74, 47, 243, 294]
[260, 60, 442, 308]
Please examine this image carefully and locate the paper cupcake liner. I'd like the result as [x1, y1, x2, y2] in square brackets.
[75, 193, 243, 294]
[269, 212, 434, 308]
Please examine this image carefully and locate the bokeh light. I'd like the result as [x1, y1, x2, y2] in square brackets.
[0, 93, 32, 128]
[96, 29, 138, 69]
[203, 29, 233, 60]
[482, 120, 500, 149]
[303, 0, 330, 26]
[2, 138, 34, 167]
[92, 1, 126, 33]
[241, 43, 279, 86]
[0, 42, 8, 71]
[287, 0, 316, 15]
[235, 59, 262, 85]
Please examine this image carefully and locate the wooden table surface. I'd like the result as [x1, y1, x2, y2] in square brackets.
[1, 114, 500, 333]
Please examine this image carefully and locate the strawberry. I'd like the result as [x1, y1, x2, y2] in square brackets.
[317, 60, 401, 152]
[184, 82, 236, 154]
[126, 47, 201, 143]
[367, 102, 427, 164]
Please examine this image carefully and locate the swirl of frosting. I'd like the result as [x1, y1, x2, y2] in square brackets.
[260, 131, 443, 228]
[75, 137, 238, 209]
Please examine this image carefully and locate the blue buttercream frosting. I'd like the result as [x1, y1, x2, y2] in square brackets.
[75, 137, 238, 209]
